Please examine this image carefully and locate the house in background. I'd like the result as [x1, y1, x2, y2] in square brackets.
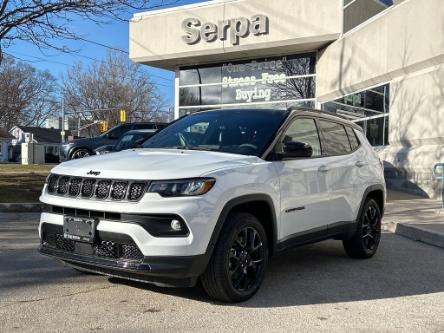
[0, 128, 14, 162]
[9, 126, 74, 163]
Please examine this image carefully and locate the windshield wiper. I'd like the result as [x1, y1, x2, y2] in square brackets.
[173, 146, 215, 152]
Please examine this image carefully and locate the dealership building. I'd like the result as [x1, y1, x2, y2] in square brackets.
[129, 0, 444, 197]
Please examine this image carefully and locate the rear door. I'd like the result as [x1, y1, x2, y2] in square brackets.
[317, 120, 359, 224]
[275, 117, 330, 241]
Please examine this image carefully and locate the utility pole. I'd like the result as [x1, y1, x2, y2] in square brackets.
[60, 99, 66, 143]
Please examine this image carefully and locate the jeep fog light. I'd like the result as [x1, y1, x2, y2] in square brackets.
[170, 219, 182, 231]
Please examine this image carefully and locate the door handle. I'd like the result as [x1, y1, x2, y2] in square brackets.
[355, 161, 367, 168]
[318, 165, 329, 173]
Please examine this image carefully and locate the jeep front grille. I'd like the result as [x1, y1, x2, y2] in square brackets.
[46, 174, 147, 202]
[95, 180, 112, 199]
[81, 179, 96, 198]
[110, 181, 128, 200]
[128, 183, 146, 201]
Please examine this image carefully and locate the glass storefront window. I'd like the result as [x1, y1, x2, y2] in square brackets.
[178, 53, 316, 115]
[322, 83, 389, 147]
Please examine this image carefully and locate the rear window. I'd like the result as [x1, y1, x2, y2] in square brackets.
[318, 120, 351, 156]
[346, 126, 360, 151]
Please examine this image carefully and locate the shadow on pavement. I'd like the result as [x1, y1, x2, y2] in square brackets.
[1, 215, 443, 307]
[108, 233, 444, 308]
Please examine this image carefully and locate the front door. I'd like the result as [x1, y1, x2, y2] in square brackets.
[274, 117, 330, 241]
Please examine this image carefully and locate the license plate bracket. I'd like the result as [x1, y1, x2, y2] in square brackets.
[63, 216, 97, 243]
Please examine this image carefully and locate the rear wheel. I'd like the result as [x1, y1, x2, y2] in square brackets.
[343, 198, 382, 259]
[201, 212, 268, 302]
[70, 148, 91, 160]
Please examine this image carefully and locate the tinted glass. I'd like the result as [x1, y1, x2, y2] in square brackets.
[132, 123, 158, 130]
[322, 84, 389, 147]
[178, 54, 316, 112]
[143, 109, 289, 157]
[115, 132, 154, 151]
[344, 0, 393, 32]
[346, 126, 360, 150]
[319, 121, 351, 155]
[106, 125, 129, 139]
[280, 118, 321, 157]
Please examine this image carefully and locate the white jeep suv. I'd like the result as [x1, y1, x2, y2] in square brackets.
[39, 108, 385, 302]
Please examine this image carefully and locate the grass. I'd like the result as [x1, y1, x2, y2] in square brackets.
[0, 164, 53, 203]
[0, 164, 54, 173]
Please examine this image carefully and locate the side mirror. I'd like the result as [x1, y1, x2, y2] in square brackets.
[281, 141, 313, 158]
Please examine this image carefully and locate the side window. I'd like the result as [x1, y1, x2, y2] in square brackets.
[318, 121, 351, 156]
[279, 118, 322, 157]
[108, 125, 128, 139]
[345, 126, 360, 151]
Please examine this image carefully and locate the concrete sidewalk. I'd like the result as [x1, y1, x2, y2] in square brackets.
[384, 191, 444, 249]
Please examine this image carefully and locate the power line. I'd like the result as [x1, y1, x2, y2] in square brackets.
[77, 37, 128, 54]
[3, 51, 174, 89]
[8, 49, 173, 83]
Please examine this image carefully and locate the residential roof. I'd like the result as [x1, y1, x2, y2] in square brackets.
[13, 126, 73, 143]
[0, 128, 14, 139]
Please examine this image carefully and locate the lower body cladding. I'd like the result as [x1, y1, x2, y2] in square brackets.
[38, 208, 211, 287]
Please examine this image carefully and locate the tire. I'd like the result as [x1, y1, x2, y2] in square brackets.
[343, 198, 382, 259]
[70, 148, 92, 160]
[201, 212, 269, 302]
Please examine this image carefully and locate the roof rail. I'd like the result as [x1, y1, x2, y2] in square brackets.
[286, 105, 350, 120]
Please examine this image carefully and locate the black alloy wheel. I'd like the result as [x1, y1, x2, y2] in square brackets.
[201, 212, 269, 302]
[361, 204, 381, 251]
[228, 226, 266, 293]
[343, 198, 382, 259]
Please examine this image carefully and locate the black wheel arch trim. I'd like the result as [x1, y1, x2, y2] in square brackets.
[204, 194, 278, 263]
[357, 184, 386, 220]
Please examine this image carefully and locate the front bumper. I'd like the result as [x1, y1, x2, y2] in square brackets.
[39, 244, 207, 287]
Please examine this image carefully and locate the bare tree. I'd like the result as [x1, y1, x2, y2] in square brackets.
[63, 51, 168, 129]
[0, 56, 57, 129]
[0, 0, 178, 61]
[272, 57, 316, 101]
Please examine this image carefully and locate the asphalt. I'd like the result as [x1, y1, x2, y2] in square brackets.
[1, 212, 444, 332]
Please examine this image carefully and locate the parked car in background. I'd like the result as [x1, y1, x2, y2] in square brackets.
[95, 129, 157, 155]
[61, 122, 167, 160]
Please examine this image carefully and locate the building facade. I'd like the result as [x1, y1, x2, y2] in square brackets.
[129, 0, 444, 197]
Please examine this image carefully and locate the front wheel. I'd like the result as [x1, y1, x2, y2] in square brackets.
[70, 148, 91, 160]
[343, 198, 382, 259]
[201, 212, 268, 302]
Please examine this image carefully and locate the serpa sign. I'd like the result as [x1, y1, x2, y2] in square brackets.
[182, 15, 269, 46]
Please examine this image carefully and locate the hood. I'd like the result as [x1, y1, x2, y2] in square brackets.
[51, 148, 264, 179]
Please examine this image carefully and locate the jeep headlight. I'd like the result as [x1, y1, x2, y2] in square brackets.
[148, 178, 215, 197]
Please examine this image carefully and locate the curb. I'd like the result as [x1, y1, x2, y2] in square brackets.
[383, 222, 444, 249]
[0, 203, 43, 213]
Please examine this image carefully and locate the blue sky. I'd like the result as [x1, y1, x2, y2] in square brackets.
[6, 0, 205, 107]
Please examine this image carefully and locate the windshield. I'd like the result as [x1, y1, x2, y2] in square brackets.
[142, 109, 289, 157]
[115, 133, 146, 151]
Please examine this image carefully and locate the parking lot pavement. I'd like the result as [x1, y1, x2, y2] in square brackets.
[1, 213, 444, 333]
